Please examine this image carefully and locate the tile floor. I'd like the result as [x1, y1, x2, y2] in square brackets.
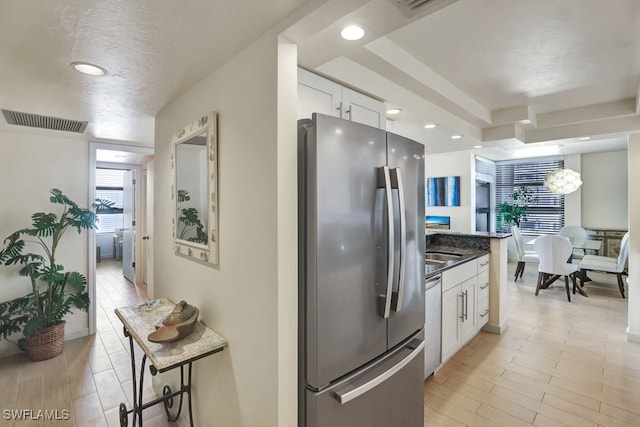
[425, 264, 640, 426]
[0, 259, 639, 426]
[0, 259, 176, 427]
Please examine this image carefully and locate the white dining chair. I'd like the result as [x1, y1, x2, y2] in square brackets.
[559, 225, 588, 260]
[534, 235, 580, 302]
[511, 225, 539, 281]
[578, 232, 629, 298]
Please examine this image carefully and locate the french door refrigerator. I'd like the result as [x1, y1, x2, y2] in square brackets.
[298, 113, 425, 427]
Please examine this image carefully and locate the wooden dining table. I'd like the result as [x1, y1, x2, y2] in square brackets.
[526, 236, 603, 296]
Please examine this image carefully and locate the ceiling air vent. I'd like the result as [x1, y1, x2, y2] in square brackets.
[1, 109, 88, 133]
[389, 0, 460, 18]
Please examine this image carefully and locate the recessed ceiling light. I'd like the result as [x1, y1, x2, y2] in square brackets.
[386, 108, 402, 115]
[424, 123, 437, 129]
[578, 136, 591, 141]
[341, 24, 366, 41]
[473, 145, 484, 149]
[71, 62, 107, 76]
[451, 135, 462, 140]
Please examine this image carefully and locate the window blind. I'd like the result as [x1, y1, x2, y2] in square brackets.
[96, 168, 125, 233]
[496, 157, 565, 234]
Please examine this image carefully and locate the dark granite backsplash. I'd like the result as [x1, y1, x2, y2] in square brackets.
[426, 233, 491, 251]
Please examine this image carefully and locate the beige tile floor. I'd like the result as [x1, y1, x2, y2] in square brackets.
[425, 264, 640, 427]
[0, 259, 177, 427]
[1, 259, 638, 426]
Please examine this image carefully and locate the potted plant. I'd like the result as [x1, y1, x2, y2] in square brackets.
[0, 189, 111, 361]
[497, 186, 534, 232]
[176, 189, 207, 244]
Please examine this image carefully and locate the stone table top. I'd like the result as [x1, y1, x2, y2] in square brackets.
[115, 298, 227, 372]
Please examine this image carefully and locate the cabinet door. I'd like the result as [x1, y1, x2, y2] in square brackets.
[460, 277, 477, 344]
[441, 285, 461, 362]
[298, 68, 341, 120]
[341, 87, 385, 129]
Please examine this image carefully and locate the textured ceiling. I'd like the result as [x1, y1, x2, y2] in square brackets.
[290, 0, 640, 159]
[1, 0, 639, 160]
[0, 0, 308, 144]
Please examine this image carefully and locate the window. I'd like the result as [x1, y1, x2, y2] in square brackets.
[496, 157, 565, 234]
[95, 168, 125, 233]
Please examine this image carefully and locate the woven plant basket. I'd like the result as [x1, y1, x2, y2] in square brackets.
[25, 321, 65, 361]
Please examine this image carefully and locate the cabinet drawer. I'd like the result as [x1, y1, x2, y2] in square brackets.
[478, 297, 489, 325]
[477, 254, 490, 273]
[477, 270, 489, 300]
[442, 261, 477, 292]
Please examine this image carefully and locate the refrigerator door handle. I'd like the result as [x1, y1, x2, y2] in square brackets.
[390, 168, 406, 312]
[377, 166, 395, 319]
[333, 340, 425, 404]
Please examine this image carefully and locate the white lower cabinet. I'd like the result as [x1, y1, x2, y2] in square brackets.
[441, 254, 490, 363]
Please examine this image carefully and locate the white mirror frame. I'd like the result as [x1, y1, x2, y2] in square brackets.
[171, 112, 218, 265]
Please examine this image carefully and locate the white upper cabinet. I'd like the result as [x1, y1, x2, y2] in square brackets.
[297, 68, 386, 129]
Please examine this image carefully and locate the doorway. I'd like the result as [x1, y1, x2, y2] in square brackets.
[475, 180, 490, 232]
[88, 143, 154, 335]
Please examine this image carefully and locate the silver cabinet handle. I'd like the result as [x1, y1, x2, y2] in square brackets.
[377, 166, 394, 319]
[480, 261, 489, 267]
[391, 168, 406, 312]
[480, 283, 489, 290]
[480, 310, 489, 318]
[334, 341, 425, 404]
[458, 293, 465, 321]
[463, 290, 468, 321]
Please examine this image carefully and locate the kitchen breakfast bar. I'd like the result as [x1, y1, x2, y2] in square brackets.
[426, 231, 512, 335]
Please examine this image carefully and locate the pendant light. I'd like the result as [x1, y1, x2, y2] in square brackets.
[543, 168, 582, 195]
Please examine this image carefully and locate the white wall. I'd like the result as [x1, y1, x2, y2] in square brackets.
[627, 136, 639, 341]
[0, 130, 90, 356]
[563, 154, 582, 226]
[153, 33, 297, 426]
[424, 151, 474, 232]
[581, 150, 628, 229]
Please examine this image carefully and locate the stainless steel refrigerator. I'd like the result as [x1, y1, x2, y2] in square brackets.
[298, 113, 425, 427]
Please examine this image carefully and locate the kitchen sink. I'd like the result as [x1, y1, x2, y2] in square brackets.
[425, 252, 462, 263]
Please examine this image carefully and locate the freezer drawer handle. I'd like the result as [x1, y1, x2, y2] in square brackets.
[333, 341, 425, 405]
[391, 168, 406, 312]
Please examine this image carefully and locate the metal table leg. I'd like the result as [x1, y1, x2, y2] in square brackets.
[118, 326, 195, 427]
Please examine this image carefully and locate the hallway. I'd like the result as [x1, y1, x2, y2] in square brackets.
[0, 260, 175, 427]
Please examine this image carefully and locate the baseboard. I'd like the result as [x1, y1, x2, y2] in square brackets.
[482, 322, 508, 335]
[65, 327, 89, 341]
[626, 327, 640, 343]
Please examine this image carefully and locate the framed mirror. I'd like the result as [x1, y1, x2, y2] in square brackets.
[171, 112, 218, 265]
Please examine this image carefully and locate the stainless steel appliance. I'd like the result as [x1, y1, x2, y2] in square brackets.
[424, 274, 441, 378]
[298, 113, 425, 427]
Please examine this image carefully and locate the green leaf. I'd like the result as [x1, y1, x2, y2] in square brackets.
[29, 212, 60, 237]
[66, 206, 99, 232]
[93, 198, 119, 213]
[177, 189, 191, 203]
[23, 316, 47, 338]
[49, 188, 75, 207]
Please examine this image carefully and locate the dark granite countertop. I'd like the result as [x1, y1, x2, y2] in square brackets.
[425, 230, 512, 239]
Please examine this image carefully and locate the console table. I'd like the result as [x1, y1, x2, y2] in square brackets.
[115, 299, 227, 427]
